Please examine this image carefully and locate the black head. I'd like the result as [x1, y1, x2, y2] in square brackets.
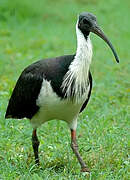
[78, 12, 97, 37]
[78, 12, 119, 63]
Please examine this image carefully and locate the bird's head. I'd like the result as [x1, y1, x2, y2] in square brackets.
[78, 12, 119, 63]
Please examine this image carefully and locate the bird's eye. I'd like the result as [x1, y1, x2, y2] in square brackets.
[83, 18, 90, 25]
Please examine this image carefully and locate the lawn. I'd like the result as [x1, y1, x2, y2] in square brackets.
[0, 0, 129, 179]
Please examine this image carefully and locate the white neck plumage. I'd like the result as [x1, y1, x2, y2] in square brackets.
[62, 22, 93, 103]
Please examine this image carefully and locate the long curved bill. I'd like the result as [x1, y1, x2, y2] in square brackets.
[91, 25, 119, 63]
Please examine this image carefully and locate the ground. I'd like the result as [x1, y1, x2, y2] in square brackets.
[0, 0, 129, 179]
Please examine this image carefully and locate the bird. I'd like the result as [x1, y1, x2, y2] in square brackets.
[5, 12, 119, 172]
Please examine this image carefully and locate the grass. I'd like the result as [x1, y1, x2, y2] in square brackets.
[0, 0, 129, 179]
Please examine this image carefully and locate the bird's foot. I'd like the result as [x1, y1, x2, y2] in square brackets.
[81, 167, 90, 173]
[35, 159, 40, 166]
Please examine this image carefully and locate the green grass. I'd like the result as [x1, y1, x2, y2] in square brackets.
[0, 0, 129, 179]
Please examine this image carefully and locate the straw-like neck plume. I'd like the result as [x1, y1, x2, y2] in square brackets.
[62, 22, 92, 102]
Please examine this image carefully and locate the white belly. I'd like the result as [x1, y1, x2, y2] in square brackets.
[31, 79, 90, 129]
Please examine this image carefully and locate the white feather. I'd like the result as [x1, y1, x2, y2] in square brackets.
[61, 21, 92, 103]
[31, 79, 84, 130]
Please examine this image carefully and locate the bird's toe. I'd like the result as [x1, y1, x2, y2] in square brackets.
[81, 167, 90, 173]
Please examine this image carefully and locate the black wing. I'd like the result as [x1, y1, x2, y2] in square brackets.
[5, 55, 75, 119]
[80, 71, 92, 113]
[5, 66, 43, 119]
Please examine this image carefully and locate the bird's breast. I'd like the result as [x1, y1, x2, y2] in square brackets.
[31, 79, 90, 128]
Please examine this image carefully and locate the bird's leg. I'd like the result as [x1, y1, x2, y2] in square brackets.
[32, 129, 40, 165]
[70, 129, 90, 172]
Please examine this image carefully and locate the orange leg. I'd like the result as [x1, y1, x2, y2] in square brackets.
[71, 129, 90, 172]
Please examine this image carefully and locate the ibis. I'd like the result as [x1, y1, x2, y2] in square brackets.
[5, 12, 119, 172]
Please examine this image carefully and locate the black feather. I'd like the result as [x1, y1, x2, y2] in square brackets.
[5, 55, 75, 119]
[80, 71, 92, 113]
